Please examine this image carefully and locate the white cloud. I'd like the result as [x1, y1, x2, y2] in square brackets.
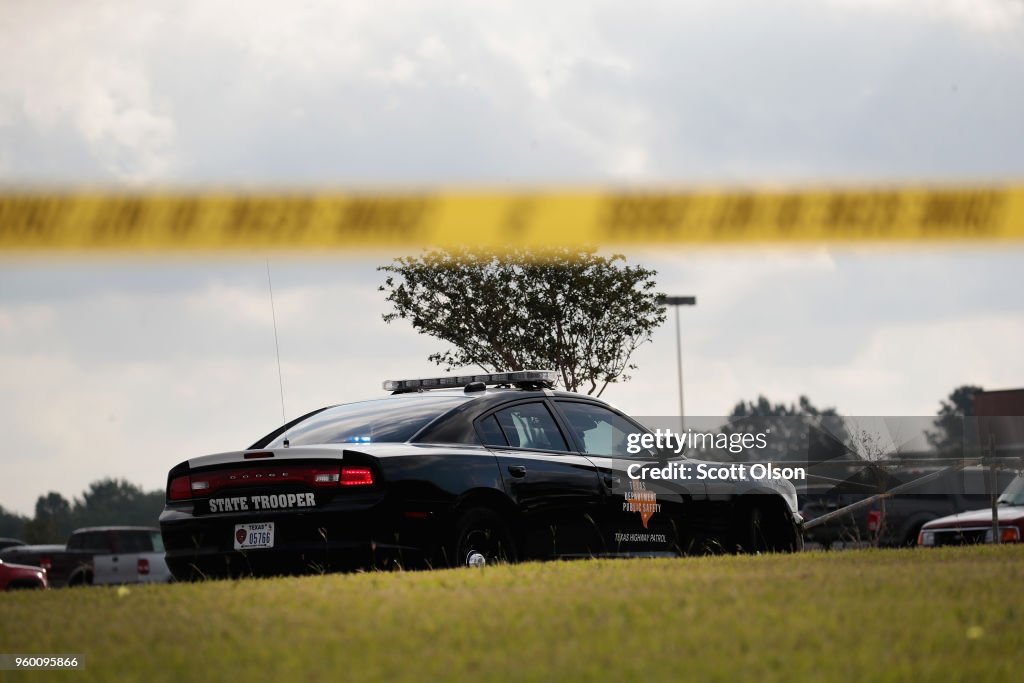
[827, 0, 1024, 33]
[0, 2, 177, 181]
[0, 303, 56, 337]
[827, 314, 1024, 412]
[3, 0, 1024, 184]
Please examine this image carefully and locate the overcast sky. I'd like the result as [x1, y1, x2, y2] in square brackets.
[2, 1, 1024, 515]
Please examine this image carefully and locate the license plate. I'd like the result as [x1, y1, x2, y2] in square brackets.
[234, 522, 274, 550]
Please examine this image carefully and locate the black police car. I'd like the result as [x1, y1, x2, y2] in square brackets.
[160, 370, 802, 578]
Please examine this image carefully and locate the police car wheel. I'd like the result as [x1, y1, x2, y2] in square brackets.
[730, 502, 769, 554]
[748, 505, 767, 553]
[453, 508, 515, 568]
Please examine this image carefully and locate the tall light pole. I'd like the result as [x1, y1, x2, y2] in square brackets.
[658, 295, 697, 431]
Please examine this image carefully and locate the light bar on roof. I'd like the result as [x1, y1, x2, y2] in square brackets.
[382, 370, 557, 392]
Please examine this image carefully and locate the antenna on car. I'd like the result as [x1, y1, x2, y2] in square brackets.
[266, 260, 287, 426]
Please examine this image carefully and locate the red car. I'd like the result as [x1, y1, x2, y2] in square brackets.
[918, 474, 1024, 546]
[0, 559, 48, 590]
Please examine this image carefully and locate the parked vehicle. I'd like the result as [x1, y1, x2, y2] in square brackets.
[0, 544, 65, 582]
[0, 538, 26, 551]
[93, 537, 172, 585]
[161, 370, 803, 579]
[0, 527, 170, 587]
[801, 467, 1015, 548]
[919, 473, 1024, 546]
[0, 559, 48, 590]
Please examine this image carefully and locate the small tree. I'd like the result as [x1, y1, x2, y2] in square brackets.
[378, 247, 666, 395]
[23, 492, 73, 544]
[926, 385, 984, 453]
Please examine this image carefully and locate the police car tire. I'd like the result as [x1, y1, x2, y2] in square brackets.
[741, 503, 803, 553]
[452, 508, 516, 567]
[754, 504, 771, 552]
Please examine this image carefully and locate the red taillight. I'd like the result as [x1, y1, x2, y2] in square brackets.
[137, 558, 150, 575]
[168, 475, 192, 501]
[39, 556, 52, 571]
[340, 467, 374, 487]
[182, 465, 349, 494]
[168, 464, 373, 497]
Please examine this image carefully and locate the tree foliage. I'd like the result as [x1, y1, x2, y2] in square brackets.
[0, 504, 29, 539]
[723, 395, 848, 462]
[13, 479, 165, 544]
[378, 247, 666, 395]
[22, 492, 74, 543]
[926, 385, 984, 453]
[72, 478, 165, 529]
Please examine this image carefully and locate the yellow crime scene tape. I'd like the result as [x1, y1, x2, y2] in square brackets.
[1, 185, 1022, 251]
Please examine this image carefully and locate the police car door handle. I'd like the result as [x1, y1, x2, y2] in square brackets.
[604, 475, 621, 487]
[507, 465, 527, 478]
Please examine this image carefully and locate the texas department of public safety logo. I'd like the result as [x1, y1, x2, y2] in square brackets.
[624, 480, 660, 529]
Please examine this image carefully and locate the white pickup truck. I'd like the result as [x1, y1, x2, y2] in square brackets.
[90, 527, 173, 585]
[94, 560, 172, 587]
[93, 553, 171, 584]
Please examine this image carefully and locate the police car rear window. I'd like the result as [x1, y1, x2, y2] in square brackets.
[265, 396, 470, 447]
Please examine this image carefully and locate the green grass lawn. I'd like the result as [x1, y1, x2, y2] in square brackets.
[2, 546, 1022, 682]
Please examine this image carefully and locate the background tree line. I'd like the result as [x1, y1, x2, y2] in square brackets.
[0, 478, 164, 544]
[720, 385, 984, 462]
